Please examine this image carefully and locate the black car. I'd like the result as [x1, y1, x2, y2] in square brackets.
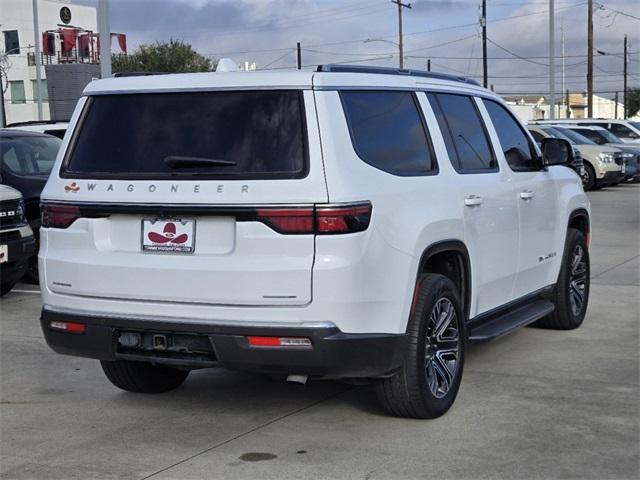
[0, 130, 61, 283]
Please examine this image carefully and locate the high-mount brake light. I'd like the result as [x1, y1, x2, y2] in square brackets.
[41, 204, 82, 229]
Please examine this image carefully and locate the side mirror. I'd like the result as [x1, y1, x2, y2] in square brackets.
[595, 138, 606, 145]
[541, 137, 573, 166]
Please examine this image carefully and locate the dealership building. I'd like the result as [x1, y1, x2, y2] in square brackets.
[1, 0, 125, 124]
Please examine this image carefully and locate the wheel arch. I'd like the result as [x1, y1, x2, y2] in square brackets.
[414, 240, 472, 321]
[568, 208, 590, 236]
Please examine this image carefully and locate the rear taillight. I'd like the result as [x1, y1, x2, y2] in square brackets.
[41, 204, 82, 229]
[316, 204, 371, 234]
[257, 208, 315, 234]
[256, 202, 372, 235]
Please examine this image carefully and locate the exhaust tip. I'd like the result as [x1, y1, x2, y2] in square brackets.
[286, 374, 308, 385]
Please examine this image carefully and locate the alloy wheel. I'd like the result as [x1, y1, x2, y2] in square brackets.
[424, 297, 460, 399]
[569, 244, 587, 317]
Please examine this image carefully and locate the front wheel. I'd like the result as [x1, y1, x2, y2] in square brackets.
[100, 360, 189, 393]
[537, 228, 590, 329]
[582, 164, 596, 191]
[376, 274, 465, 419]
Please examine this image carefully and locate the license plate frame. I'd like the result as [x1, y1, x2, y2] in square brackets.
[141, 218, 196, 254]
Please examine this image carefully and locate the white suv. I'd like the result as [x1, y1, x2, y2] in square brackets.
[39, 64, 590, 418]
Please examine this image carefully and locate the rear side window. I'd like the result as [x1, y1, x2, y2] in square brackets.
[64, 91, 307, 179]
[428, 93, 497, 173]
[483, 99, 539, 172]
[340, 91, 436, 176]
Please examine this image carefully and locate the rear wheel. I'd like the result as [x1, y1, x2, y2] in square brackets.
[376, 274, 465, 419]
[537, 228, 590, 330]
[100, 360, 189, 393]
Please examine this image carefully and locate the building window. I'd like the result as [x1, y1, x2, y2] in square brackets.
[3, 30, 20, 54]
[31, 80, 48, 102]
[9, 81, 26, 104]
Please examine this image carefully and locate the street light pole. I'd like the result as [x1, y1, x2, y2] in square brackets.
[32, 0, 43, 121]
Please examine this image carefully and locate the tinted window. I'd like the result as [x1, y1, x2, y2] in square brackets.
[0, 135, 61, 176]
[529, 130, 544, 143]
[572, 128, 604, 143]
[609, 123, 638, 139]
[65, 91, 307, 179]
[428, 93, 496, 172]
[483, 100, 538, 171]
[340, 91, 436, 175]
[556, 127, 596, 145]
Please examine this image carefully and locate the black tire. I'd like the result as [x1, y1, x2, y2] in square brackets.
[376, 274, 465, 419]
[583, 164, 596, 191]
[537, 228, 590, 330]
[100, 360, 189, 393]
[0, 282, 17, 297]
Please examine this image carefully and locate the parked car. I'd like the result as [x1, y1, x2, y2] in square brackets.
[561, 125, 640, 183]
[526, 128, 585, 180]
[535, 119, 640, 144]
[0, 185, 36, 296]
[0, 130, 62, 283]
[5, 121, 68, 140]
[38, 64, 590, 419]
[527, 124, 624, 190]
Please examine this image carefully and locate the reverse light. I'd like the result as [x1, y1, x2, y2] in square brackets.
[247, 336, 312, 347]
[50, 321, 86, 334]
[41, 204, 82, 229]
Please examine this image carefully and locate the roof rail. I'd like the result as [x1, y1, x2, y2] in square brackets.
[316, 64, 480, 86]
[112, 71, 168, 77]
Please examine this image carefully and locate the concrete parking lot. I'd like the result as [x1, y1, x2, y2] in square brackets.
[1, 185, 638, 480]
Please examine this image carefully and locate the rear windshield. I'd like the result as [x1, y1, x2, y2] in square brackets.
[63, 91, 307, 179]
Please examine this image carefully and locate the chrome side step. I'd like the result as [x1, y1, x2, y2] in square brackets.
[468, 299, 555, 343]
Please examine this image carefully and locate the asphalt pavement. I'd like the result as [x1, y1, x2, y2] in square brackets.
[1, 184, 638, 480]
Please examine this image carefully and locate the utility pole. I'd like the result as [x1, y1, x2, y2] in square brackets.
[623, 34, 628, 119]
[296, 42, 302, 70]
[614, 91, 619, 118]
[391, 0, 411, 69]
[587, 0, 593, 117]
[0, 75, 5, 127]
[561, 24, 566, 117]
[427, 59, 431, 72]
[98, 0, 112, 78]
[566, 89, 570, 118]
[32, 0, 43, 121]
[549, 0, 556, 119]
[482, 0, 488, 88]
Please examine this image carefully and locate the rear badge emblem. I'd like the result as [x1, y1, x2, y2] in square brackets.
[64, 182, 80, 193]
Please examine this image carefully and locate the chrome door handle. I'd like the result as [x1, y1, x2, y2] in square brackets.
[464, 195, 483, 206]
[520, 190, 535, 200]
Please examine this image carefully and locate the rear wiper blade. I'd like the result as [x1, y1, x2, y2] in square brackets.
[164, 156, 237, 168]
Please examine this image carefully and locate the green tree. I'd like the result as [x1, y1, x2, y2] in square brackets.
[112, 39, 214, 74]
[625, 89, 640, 118]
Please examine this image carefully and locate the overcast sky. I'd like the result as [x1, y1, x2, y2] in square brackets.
[77, 0, 639, 96]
